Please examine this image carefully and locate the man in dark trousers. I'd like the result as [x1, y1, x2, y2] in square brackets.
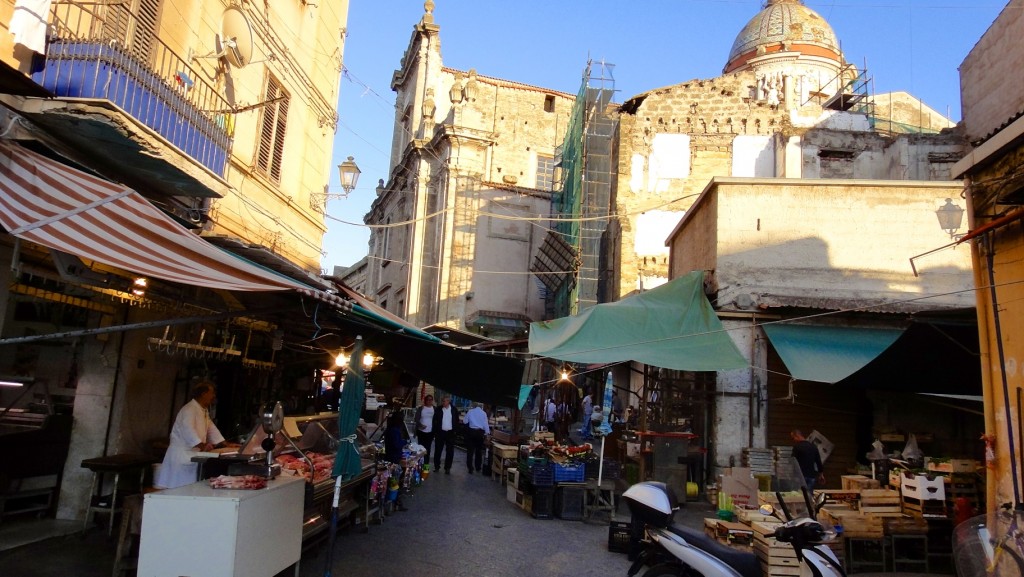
[791, 429, 825, 490]
[463, 403, 490, 474]
[432, 396, 460, 474]
[414, 394, 436, 460]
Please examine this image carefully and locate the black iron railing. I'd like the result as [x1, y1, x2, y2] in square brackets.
[36, 2, 234, 176]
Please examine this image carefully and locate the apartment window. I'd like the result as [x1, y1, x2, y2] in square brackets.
[536, 154, 556, 190]
[256, 75, 290, 182]
[102, 0, 162, 61]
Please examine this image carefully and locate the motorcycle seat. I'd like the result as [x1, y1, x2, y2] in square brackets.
[667, 523, 761, 577]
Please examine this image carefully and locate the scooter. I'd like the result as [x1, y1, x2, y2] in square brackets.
[622, 480, 845, 577]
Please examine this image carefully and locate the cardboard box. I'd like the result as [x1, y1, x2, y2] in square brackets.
[720, 468, 759, 510]
[806, 430, 834, 464]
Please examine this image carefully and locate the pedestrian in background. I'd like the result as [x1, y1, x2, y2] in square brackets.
[463, 402, 490, 474]
[543, 395, 556, 434]
[581, 391, 593, 439]
[611, 390, 624, 423]
[432, 396, 460, 474]
[791, 429, 825, 490]
[414, 394, 435, 459]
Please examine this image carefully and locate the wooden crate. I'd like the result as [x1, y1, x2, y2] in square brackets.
[704, 517, 721, 539]
[752, 522, 800, 577]
[859, 489, 902, 513]
[841, 475, 880, 491]
[491, 442, 519, 460]
[735, 507, 778, 525]
[818, 489, 859, 506]
[820, 508, 883, 538]
[716, 521, 754, 546]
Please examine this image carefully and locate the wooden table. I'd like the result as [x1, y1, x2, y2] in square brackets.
[80, 454, 156, 536]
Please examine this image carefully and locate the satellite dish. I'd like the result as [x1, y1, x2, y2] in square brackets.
[219, 6, 253, 68]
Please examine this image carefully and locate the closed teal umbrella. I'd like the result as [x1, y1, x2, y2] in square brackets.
[326, 335, 365, 576]
[332, 335, 365, 480]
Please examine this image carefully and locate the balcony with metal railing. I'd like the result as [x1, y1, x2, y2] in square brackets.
[33, 2, 233, 177]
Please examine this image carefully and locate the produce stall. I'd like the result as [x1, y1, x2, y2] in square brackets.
[502, 433, 621, 521]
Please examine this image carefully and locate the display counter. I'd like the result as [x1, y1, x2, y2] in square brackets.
[191, 412, 378, 542]
[138, 474, 304, 577]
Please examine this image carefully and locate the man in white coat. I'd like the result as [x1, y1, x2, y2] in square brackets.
[155, 380, 231, 489]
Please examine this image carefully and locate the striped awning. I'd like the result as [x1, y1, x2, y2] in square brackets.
[0, 140, 308, 292]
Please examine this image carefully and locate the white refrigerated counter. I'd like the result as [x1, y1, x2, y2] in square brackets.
[138, 474, 304, 577]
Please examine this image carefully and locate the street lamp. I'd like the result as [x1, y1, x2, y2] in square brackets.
[338, 156, 361, 195]
[936, 198, 965, 239]
[309, 155, 361, 212]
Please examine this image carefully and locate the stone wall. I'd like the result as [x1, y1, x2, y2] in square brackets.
[960, 0, 1024, 143]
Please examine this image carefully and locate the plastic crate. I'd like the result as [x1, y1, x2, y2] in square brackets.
[553, 462, 585, 483]
[555, 484, 585, 520]
[532, 487, 554, 519]
[608, 519, 632, 553]
[585, 460, 621, 480]
[527, 463, 554, 487]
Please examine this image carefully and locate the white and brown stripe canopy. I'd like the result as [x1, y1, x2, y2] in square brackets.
[0, 140, 308, 292]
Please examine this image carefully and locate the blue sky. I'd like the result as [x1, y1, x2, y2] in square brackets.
[322, 0, 1008, 271]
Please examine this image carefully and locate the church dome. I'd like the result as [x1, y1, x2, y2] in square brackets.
[724, 0, 842, 73]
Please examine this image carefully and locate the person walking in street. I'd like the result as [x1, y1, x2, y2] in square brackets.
[611, 390, 625, 423]
[464, 402, 490, 474]
[791, 429, 825, 490]
[432, 396, 460, 474]
[414, 394, 435, 458]
[543, 395, 556, 434]
[580, 392, 593, 439]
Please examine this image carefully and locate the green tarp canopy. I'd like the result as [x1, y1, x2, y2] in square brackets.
[762, 324, 905, 384]
[528, 271, 747, 371]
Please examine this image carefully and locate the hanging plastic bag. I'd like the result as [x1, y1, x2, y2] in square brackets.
[865, 439, 886, 461]
[902, 433, 924, 463]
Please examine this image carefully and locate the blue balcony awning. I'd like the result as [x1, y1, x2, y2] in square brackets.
[762, 324, 905, 384]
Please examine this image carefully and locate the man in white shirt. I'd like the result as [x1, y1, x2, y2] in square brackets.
[414, 394, 435, 459]
[463, 403, 490, 475]
[543, 396, 556, 434]
[431, 396, 460, 474]
[155, 381, 234, 489]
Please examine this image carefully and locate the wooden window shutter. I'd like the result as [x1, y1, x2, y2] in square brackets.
[256, 75, 289, 182]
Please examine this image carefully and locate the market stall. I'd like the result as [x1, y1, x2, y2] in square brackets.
[192, 411, 378, 541]
[138, 474, 304, 577]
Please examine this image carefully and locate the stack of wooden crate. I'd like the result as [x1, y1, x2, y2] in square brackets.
[858, 489, 902, 514]
[742, 448, 778, 476]
[752, 521, 798, 577]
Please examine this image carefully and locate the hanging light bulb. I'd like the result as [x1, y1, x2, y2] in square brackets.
[362, 352, 374, 368]
[335, 353, 347, 367]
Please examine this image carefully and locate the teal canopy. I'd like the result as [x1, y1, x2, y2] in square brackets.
[528, 271, 747, 371]
[762, 324, 905, 384]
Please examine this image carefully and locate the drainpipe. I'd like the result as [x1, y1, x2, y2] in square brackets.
[983, 234, 1021, 506]
[966, 186, 998, 510]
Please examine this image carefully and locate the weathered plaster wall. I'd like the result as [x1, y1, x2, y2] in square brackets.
[959, 0, 1024, 142]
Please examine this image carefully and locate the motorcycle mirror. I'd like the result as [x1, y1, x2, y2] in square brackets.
[758, 503, 775, 516]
